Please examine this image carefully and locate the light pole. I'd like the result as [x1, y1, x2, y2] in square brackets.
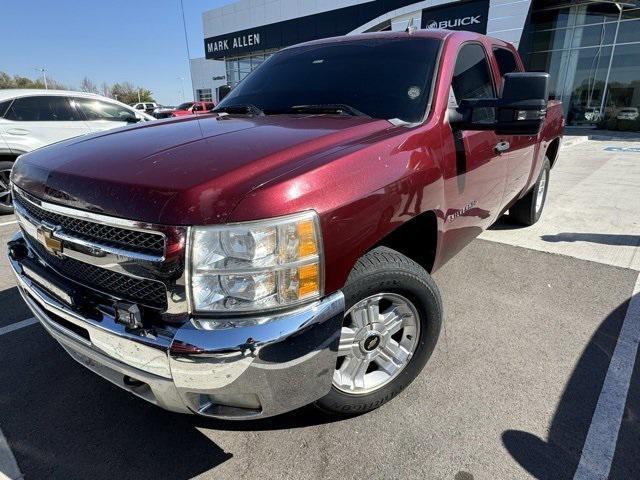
[178, 77, 185, 102]
[138, 88, 141, 103]
[34, 67, 48, 89]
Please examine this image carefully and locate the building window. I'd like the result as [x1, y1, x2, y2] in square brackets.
[224, 49, 278, 89]
[196, 89, 212, 102]
[524, 2, 640, 127]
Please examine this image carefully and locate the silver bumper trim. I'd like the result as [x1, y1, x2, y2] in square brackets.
[9, 232, 344, 419]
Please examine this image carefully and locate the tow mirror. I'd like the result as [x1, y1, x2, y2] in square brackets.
[449, 72, 550, 136]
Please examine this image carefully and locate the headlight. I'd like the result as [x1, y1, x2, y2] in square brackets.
[189, 211, 323, 313]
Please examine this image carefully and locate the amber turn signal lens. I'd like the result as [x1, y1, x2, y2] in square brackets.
[297, 219, 318, 258]
[298, 263, 320, 298]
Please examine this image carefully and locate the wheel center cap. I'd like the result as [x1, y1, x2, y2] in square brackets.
[362, 333, 381, 352]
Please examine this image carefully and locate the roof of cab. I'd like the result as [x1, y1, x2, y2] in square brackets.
[282, 29, 513, 51]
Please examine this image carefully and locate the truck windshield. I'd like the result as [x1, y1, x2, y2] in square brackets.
[216, 37, 441, 124]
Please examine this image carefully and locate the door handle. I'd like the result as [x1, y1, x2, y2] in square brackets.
[495, 140, 510, 153]
[7, 128, 29, 136]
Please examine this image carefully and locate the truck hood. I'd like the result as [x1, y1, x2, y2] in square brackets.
[12, 114, 391, 225]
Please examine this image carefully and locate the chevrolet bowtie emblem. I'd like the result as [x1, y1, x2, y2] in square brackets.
[37, 224, 63, 256]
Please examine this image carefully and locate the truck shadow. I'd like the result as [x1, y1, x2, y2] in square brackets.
[501, 294, 639, 479]
[192, 404, 348, 432]
[0, 321, 232, 480]
[487, 214, 526, 230]
[541, 233, 640, 247]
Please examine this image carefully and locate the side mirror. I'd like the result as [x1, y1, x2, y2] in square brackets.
[123, 114, 140, 123]
[449, 72, 550, 136]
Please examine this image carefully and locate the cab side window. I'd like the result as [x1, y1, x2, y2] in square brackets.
[493, 47, 520, 77]
[451, 43, 495, 122]
[4, 96, 81, 121]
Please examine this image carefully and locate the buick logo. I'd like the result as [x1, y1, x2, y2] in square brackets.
[37, 224, 63, 256]
[425, 15, 482, 29]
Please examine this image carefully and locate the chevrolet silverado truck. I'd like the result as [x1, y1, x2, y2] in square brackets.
[7, 30, 563, 419]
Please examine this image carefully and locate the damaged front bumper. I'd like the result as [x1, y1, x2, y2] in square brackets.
[8, 232, 344, 419]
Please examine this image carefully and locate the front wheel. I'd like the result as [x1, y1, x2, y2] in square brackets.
[315, 247, 442, 415]
[0, 161, 14, 215]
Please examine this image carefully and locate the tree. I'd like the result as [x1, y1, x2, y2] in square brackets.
[0, 70, 67, 90]
[80, 77, 98, 94]
[100, 82, 111, 98]
[0, 71, 154, 103]
[110, 81, 154, 105]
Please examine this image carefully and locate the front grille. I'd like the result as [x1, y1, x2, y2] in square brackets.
[14, 189, 165, 256]
[27, 236, 168, 310]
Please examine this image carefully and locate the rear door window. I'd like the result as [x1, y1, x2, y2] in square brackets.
[73, 98, 135, 121]
[493, 47, 520, 77]
[4, 96, 82, 121]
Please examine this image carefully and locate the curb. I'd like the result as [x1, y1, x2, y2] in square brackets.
[562, 136, 589, 148]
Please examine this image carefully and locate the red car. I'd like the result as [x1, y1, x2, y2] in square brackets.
[170, 101, 215, 117]
[8, 30, 563, 419]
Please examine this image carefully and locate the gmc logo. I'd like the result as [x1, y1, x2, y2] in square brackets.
[426, 15, 482, 29]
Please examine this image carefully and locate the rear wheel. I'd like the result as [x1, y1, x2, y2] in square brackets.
[0, 160, 14, 215]
[315, 247, 442, 415]
[509, 157, 551, 226]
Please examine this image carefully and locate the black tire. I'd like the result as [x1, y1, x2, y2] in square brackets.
[315, 246, 442, 415]
[510, 157, 551, 226]
[0, 160, 15, 215]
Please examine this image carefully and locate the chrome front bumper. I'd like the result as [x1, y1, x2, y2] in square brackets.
[8, 232, 344, 419]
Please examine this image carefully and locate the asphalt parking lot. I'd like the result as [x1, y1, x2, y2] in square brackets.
[0, 134, 638, 480]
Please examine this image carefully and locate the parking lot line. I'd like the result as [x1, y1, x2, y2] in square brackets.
[0, 426, 22, 480]
[0, 318, 37, 337]
[573, 273, 640, 480]
[0, 221, 17, 227]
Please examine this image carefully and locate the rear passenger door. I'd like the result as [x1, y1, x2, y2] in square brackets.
[492, 47, 538, 205]
[1, 96, 90, 152]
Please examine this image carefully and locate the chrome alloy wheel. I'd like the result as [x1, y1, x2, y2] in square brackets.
[0, 168, 11, 208]
[535, 168, 547, 214]
[333, 293, 420, 395]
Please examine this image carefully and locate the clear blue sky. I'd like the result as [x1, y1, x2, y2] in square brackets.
[1, 0, 236, 105]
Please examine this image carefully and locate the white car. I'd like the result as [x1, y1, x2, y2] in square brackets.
[0, 89, 154, 213]
[616, 107, 639, 121]
[131, 102, 158, 113]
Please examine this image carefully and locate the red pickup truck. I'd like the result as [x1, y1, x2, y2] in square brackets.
[7, 30, 563, 419]
[171, 101, 216, 117]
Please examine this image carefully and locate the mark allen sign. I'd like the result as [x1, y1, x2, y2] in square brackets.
[207, 33, 261, 55]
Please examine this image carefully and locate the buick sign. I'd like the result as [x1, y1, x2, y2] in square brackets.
[421, 0, 489, 34]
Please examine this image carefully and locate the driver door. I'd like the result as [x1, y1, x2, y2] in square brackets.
[442, 42, 508, 255]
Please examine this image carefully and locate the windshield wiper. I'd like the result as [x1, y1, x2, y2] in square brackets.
[213, 103, 265, 116]
[286, 104, 370, 117]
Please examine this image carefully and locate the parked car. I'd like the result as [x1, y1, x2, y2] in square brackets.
[7, 30, 563, 419]
[171, 101, 215, 117]
[131, 102, 158, 114]
[583, 107, 602, 122]
[152, 105, 176, 119]
[616, 107, 639, 121]
[0, 89, 154, 213]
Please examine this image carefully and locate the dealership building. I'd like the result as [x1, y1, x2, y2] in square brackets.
[190, 0, 640, 126]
